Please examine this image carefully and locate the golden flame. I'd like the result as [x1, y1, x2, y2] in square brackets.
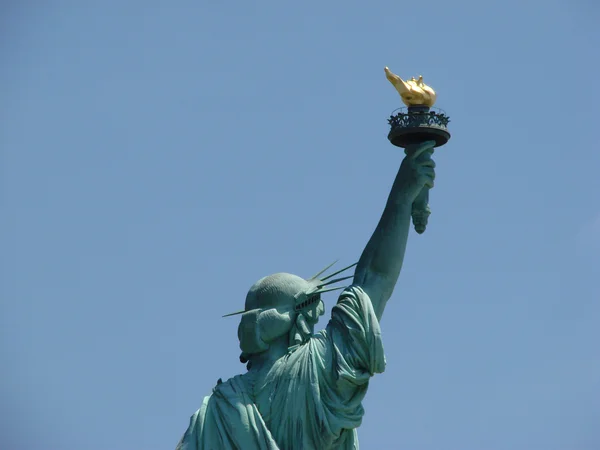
[385, 67, 437, 108]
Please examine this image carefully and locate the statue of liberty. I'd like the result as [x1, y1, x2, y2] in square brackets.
[176, 69, 447, 450]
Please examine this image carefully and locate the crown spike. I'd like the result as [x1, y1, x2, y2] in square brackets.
[318, 274, 354, 288]
[222, 309, 246, 318]
[314, 286, 347, 295]
[309, 259, 339, 281]
[320, 262, 358, 281]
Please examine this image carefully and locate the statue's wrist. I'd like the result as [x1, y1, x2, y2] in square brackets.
[390, 196, 414, 214]
[393, 187, 414, 206]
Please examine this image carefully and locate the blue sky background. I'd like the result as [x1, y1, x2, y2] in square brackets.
[2, 1, 599, 449]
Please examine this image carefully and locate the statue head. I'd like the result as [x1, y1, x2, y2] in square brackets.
[238, 273, 323, 362]
[223, 262, 357, 367]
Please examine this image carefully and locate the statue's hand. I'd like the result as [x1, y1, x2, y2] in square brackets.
[397, 140, 436, 206]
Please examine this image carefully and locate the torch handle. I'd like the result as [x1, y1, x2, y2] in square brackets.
[411, 186, 430, 234]
[405, 146, 433, 234]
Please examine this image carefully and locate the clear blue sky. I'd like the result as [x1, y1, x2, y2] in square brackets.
[2, 1, 599, 449]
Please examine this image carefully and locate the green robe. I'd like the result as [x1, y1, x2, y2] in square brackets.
[176, 286, 385, 450]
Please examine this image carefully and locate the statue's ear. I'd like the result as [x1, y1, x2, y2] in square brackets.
[258, 308, 295, 343]
[238, 310, 269, 355]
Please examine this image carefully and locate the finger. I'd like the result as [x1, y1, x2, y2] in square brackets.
[410, 140, 436, 160]
[412, 153, 435, 169]
[420, 173, 435, 189]
[418, 158, 436, 169]
[419, 167, 436, 180]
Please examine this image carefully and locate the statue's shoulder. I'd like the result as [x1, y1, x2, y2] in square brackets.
[211, 373, 251, 399]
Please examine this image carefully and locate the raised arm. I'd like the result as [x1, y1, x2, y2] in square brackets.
[353, 141, 436, 320]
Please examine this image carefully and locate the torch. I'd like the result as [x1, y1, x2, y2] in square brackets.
[384, 67, 451, 234]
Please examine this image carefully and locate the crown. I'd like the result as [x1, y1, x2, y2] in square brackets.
[222, 260, 357, 317]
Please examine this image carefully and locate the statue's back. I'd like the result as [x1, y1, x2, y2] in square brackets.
[176, 286, 385, 450]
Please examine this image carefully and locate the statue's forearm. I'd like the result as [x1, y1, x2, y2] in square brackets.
[353, 163, 412, 321]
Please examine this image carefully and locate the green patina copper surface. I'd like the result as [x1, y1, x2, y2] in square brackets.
[175, 138, 439, 449]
